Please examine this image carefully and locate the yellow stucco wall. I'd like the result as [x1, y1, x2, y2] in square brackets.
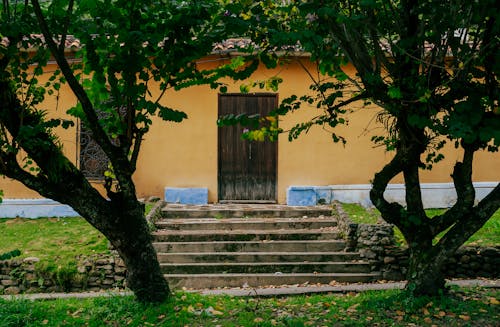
[1, 57, 499, 203]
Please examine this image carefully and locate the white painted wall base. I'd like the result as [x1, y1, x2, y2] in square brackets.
[288, 182, 498, 208]
[0, 182, 497, 217]
[0, 199, 78, 218]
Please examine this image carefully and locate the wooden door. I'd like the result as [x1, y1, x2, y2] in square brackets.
[218, 94, 278, 202]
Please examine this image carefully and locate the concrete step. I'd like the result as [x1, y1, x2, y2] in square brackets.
[153, 204, 380, 289]
[164, 272, 382, 289]
[160, 261, 371, 274]
[157, 251, 362, 263]
[161, 204, 333, 218]
[153, 240, 347, 253]
[152, 228, 340, 242]
[155, 217, 338, 231]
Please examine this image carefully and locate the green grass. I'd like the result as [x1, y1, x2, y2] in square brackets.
[342, 203, 500, 247]
[341, 203, 381, 224]
[0, 217, 109, 270]
[0, 287, 498, 326]
[145, 202, 155, 215]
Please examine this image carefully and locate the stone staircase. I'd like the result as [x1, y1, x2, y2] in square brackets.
[151, 204, 381, 289]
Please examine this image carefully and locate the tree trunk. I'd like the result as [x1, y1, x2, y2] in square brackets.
[113, 231, 169, 303]
[93, 204, 170, 303]
[405, 244, 447, 296]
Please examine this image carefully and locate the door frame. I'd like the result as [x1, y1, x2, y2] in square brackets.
[217, 93, 278, 203]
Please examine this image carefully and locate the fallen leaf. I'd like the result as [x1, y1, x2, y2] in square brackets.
[396, 310, 405, 316]
[424, 317, 432, 324]
[459, 315, 471, 321]
[42, 320, 49, 325]
[347, 303, 360, 313]
[71, 308, 83, 317]
[254, 317, 264, 323]
[157, 314, 166, 320]
[438, 311, 446, 317]
[489, 298, 500, 305]
[422, 308, 430, 315]
[206, 307, 224, 316]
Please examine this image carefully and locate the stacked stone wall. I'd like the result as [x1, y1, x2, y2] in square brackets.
[334, 202, 500, 281]
[0, 254, 125, 295]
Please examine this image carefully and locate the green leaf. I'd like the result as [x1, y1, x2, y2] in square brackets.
[157, 106, 188, 123]
[387, 86, 402, 99]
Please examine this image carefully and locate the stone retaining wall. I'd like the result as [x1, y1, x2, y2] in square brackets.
[1, 203, 498, 295]
[0, 254, 125, 295]
[334, 202, 500, 281]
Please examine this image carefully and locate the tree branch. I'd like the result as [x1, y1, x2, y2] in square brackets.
[30, 0, 128, 175]
[369, 151, 406, 231]
[326, 92, 368, 116]
[435, 182, 500, 255]
[0, 151, 50, 198]
[0, 72, 110, 224]
[31, 0, 138, 200]
[431, 143, 476, 236]
[58, 0, 75, 53]
[129, 130, 143, 172]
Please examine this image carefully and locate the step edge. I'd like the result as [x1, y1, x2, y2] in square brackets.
[159, 261, 371, 266]
[157, 251, 360, 256]
[163, 272, 382, 277]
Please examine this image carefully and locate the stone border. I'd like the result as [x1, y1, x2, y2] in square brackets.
[145, 199, 165, 230]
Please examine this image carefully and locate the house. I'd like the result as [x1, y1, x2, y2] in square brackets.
[0, 42, 499, 217]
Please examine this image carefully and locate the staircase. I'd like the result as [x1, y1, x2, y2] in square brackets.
[151, 204, 381, 289]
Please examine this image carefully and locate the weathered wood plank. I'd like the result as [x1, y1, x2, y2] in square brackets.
[218, 94, 277, 201]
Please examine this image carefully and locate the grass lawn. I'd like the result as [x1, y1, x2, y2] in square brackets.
[1, 287, 498, 326]
[0, 217, 109, 270]
[0, 202, 158, 264]
[342, 203, 500, 247]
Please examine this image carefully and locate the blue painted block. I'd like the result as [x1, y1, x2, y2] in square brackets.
[164, 187, 208, 205]
[287, 186, 317, 206]
[315, 187, 333, 204]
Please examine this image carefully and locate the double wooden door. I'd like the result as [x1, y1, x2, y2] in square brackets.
[218, 94, 278, 202]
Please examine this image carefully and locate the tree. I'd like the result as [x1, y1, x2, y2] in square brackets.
[221, 0, 499, 296]
[0, 0, 254, 302]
